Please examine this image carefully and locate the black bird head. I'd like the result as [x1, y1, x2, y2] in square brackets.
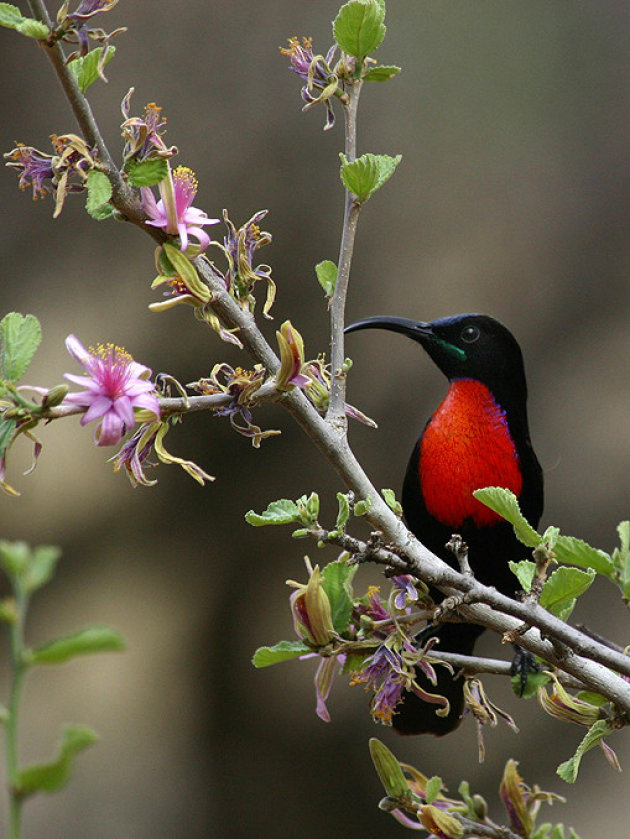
[345, 313, 529, 422]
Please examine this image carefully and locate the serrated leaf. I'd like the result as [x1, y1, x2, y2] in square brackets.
[68, 45, 116, 93]
[333, 1, 386, 60]
[508, 559, 536, 592]
[473, 487, 541, 547]
[335, 492, 350, 532]
[15, 16, 48, 38]
[340, 152, 402, 202]
[425, 775, 443, 805]
[369, 738, 411, 800]
[16, 725, 98, 797]
[245, 498, 301, 526]
[23, 545, 61, 594]
[85, 170, 113, 218]
[126, 157, 169, 187]
[539, 566, 595, 617]
[28, 625, 125, 665]
[553, 535, 614, 577]
[252, 640, 311, 668]
[363, 64, 401, 82]
[556, 719, 614, 783]
[0, 3, 23, 27]
[381, 488, 402, 516]
[0, 313, 42, 382]
[321, 559, 357, 634]
[315, 260, 338, 296]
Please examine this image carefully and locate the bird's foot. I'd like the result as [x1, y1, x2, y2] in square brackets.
[510, 644, 539, 696]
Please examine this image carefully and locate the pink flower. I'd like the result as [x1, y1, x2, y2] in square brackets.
[63, 335, 160, 446]
[141, 165, 219, 252]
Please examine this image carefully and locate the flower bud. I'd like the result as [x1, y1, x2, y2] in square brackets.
[42, 384, 69, 408]
[275, 321, 310, 392]
[417, 805, 463, 839]
[537, 672, 601, 726]
[499, 759, 532, 836]
[287, 565, 334, 647]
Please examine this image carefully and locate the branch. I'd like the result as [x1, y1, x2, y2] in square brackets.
[327, 78, 363, 429]
[311, 528, 630, 713]
[27, 0, 159, 232]
[26, 0, 630, 719]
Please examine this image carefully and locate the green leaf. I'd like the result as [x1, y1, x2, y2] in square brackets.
[354, 496, 372, 517]
[252, 640, 311, 668]
[613, 521, 630, 598]
[0, 3, 23, 28]
[85, 170, 113, 218]
[16, 725, 98, 797]
[245, 498, 301, 527]
[510, 668, 550, 699]
[23, 545, 61, 594]
[0, 540, 29, 578]
[576, 690, 609, 707]
[28, 625, 125, 665]
[381, 488, 402, 516]
[333, 0, 386, 60]
[340, 152, 402, 203]
[425, 775, 443, 805]
[301, 492, 320, 523]
[342, 651, 368, 673]
[539, 566, 595, 617]
[508, 559, 536, 592]
[0, 312, 42, 382]
[335, 492, 351, 532]
[0, 4, 48, 37]
[67, 45, 116, 93]
[553, 535, 614, 577]
[363, 64, 401, 82]
[556, 719, 614, 783]
[617, 520, 630, 555]
[472, 487, 541, 547]
[126, 157, 169, 187]
[315, 260, 338, 297]
[368, 738, 410, 800]
[15, 16, 48, 38]
[0, 415, 17, 458]
[321, 559, 357, 634]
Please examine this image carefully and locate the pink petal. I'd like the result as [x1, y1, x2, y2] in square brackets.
[140, 187, 160, 220]
[177, 221, 189, 252]
[96, 411, 124, 446]
[186, 226, 210, 252]
[113, 394, 135, 428]
[82, 395, 113, 424]
[65, 334, 91, 367]
[131, 392, 160, 417]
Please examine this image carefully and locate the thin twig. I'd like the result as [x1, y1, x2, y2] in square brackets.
[27, 0, 156, 230]
[326, 78, 363, 430]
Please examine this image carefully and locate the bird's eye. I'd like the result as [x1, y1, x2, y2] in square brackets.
[461, 325, 480, 343]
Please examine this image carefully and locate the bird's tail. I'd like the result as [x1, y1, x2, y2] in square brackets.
[392, 622, 484, 736]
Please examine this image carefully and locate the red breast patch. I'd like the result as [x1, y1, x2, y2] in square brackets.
[419, 379, 522, 527]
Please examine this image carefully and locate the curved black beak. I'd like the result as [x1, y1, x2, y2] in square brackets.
[344, 316, 433, 344]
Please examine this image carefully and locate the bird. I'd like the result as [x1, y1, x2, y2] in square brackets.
[345, 313, 544, 735]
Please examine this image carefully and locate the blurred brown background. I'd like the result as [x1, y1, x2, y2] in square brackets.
[1, 1, 629, 836]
